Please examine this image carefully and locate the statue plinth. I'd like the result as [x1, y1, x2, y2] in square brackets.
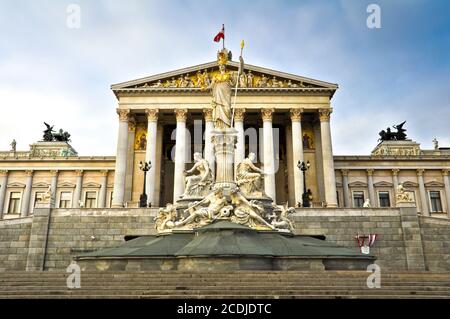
[212, 128, 238, 195]
[29, 141, 78, 158]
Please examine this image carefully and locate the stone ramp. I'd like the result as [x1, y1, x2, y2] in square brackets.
[1, 271, 450, 299]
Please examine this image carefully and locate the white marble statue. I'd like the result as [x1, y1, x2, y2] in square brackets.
[38, 186, 53, 204]
[236, 153, 265, 197]
[396, 183, 413, 203]
[155, 203, 178, 232]
[182, 152, 214, 197]
[363, 199, 371, 208]
[176, 188, 229, 227]
[230, 189, 274, 230]
[270, 203, 295, 232]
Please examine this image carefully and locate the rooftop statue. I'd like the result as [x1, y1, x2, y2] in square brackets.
[378, 121, 408, 141]
[42, 122, 71, 142]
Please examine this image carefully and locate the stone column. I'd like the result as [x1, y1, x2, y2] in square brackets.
[112, 108, 130, 208]
[20, 170, 33, 217]
[50, 170, 58, 203]
[145, 109, 159, 206]
[234, 108, 246, 174]
[124, 115, 136, 202]
[173, 109, 188, 202]
[392, 169, 400, 207]
[261, 108, 276, 202]
[0, 170, 9, 219]
[417, 169, 429, 216]
[203, 108, 215, 175]
[73, 170, 83, 208]
[341, 169, 350, 208]
[367, 169, 376, 207]
[319, 109, 338, 207]
[290, 108, 304, 206]
[98, 170, 108, 208]
[442, 169, 450, 219]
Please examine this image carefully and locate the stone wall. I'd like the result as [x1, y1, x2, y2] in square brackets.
[420, 217, 450, 272]
[43, 208, 157, 270]
[0, 217, 32, 271]
[292, 208, 409, 270]
[0, 207, 449, 272]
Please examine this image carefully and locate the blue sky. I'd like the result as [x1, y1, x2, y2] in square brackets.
[0, 0, 449, 155]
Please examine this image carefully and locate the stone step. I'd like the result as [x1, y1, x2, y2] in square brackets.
[0, 285, 450, 294]
[1, 294, 449, 299]
[0, 290, 448, 298]
[3, 281, 449, 289]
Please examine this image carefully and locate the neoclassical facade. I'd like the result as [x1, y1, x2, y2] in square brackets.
[0, 60, 449, 219]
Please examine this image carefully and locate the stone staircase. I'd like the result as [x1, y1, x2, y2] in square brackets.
[1, 271, 450, 298]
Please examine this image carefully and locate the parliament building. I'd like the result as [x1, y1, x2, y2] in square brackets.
[1, 59, 449, 219]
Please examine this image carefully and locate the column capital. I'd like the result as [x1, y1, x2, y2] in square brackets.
[442, 169, 449, 176]
[25, 170, 34, 177]
[50, 170, 59, 177]
[417, 168, 425, 176]
[145, 109, 159, 122]
[392, 168, 400, 176]
[318, 108, 333, 122]
[290, 108, 303, 121]
[261, 108, 275, 122]
[0, 170, 8, 176]
[100, 170, 109, 177]
[203, 108, 213, 121]
[116, 108, 130, 122]
[367, 169, 374, 176]
[234, 108, 246, 122]
[174, 109, 188, 122]
[75, 169, 84, 177]
[341, 169, 349, 176]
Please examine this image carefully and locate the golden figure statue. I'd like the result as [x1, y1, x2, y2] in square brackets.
[203, 49, 237, 130]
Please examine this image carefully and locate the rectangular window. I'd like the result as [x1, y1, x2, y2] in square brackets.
[353, 191, 364, 208]
[430, 191, 443, 212]
[7, 192, 21, 214]
[85, 191, 97, 208]
[59, 191, 72, 208]
[378, 191, 391, 207]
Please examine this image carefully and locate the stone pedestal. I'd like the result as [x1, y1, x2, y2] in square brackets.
[212, 128, 238, 196]
[26, 201, 55, 271]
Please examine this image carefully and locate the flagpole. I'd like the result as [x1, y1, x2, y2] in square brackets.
[231, 40, 244, 128]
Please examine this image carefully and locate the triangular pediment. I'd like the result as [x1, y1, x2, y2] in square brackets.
[424, 181, 445, 187]
[374, 181, 393, 188]
[58, 182, 76, 188]
[32, 182, 50, 188]
[83, 182, 101, 188]
[111, 60, 338, 97]
[403, 181, 419, 188]
[348, 181, 368, 188]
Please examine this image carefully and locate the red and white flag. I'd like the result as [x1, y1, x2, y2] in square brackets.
[214, 24, 225, 42]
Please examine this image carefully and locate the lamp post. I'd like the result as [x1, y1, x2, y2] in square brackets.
[297, 160, 311, 207]
[139, 161, 151, 208]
